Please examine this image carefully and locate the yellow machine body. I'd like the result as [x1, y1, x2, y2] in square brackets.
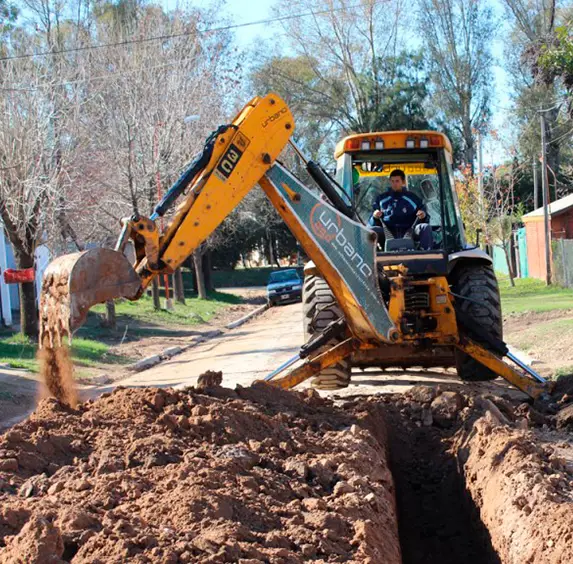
[39, 93, 550, 399]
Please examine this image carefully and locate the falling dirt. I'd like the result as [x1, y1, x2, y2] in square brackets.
[37, 271, 78, 409]
[37, 346, 78, 409]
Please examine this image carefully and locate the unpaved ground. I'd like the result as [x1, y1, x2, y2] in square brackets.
[0, 290, 268, 431]
[0, 370, 37, 432]
[2, 379, 573, 563]
[84, 288, 268, 381]
[504, 310, 573, 377]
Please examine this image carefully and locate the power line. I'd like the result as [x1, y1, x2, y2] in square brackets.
[0, 1, 386, 63]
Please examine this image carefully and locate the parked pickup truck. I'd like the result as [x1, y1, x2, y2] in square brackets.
[266, 269, 303, 306]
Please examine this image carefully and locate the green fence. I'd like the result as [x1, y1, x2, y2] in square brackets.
[552, 238, 573, 288]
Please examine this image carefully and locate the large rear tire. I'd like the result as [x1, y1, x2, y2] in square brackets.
[302, 275, 351, 390]
[451, 263, 503, 382]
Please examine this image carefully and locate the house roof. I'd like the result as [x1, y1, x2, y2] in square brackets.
[522, 193, 573, 220]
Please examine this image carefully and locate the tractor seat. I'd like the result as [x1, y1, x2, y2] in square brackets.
[384, 238, 416, 252]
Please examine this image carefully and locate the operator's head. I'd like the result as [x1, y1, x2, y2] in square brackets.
[389, 169, 406, 192]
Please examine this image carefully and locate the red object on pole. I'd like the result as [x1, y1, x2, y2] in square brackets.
[4, 268, 35, 284]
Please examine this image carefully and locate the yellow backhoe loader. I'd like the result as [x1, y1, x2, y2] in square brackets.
[39, 93, 550, 400]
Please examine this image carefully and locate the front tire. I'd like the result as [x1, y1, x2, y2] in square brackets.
[302, 275, 351, 390]
[451, 263, 503, 382]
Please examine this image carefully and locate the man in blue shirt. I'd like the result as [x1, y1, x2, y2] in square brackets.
[368, 169, 433, 250]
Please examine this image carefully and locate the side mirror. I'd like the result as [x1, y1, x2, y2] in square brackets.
[475, 228, 482, 247]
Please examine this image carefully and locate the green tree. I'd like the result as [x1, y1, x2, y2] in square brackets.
[418, 0, 494, 171]
[0, 0, 17, 36]
[538, 25, 573, 110]
[501, 0, 573, 197]
[252, 51, 431, 158]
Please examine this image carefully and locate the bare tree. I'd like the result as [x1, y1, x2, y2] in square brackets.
[418, 0, 494, 170]
[484, 160, 525, 287]
[264, 0, 405, 138]
[0, 59, 73, 335]
[501, 0, 572, 187]
[73, 4, 237, 303]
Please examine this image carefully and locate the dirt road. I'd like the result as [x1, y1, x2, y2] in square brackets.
[0, 368, 38, 431]
[114, 303, 304, 391]
[112, 302, 527, 401]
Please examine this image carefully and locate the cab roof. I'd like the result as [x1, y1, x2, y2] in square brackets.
[334, 131, 453, 159]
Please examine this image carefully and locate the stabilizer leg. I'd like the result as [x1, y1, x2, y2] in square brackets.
[456, 338, 552, 399]
[264, 338, 357, 390]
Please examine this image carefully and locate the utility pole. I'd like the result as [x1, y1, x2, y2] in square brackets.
[540, 111, 552, 285]
[532, 158, 539, 209]
[476, 130, 484, 209]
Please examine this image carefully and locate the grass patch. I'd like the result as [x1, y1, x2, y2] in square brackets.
[0, 288, 245, 374]
[0, 333, 128, 373]
[498, 274, 573, 314]
[555, 366, 573, 379]
[89, 291, 240, 329]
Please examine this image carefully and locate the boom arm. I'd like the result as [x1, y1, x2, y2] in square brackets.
[121, 93, 396, 343]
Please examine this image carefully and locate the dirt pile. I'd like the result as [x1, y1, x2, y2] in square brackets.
[380, 383, 573, 564]
[0, 383, 401, 563]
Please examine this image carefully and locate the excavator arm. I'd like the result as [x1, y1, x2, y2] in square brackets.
[39, 93, 551, 400]
[41, 93, 395, 348]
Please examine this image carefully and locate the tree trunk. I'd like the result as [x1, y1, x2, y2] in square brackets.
[273, 238, 281, 268]
[14, 250, 38, 337]
[194, 249, 207, 299]
[203, 251, 213, 293]
[151, 277, 161, 310]
[173, 268, 186, 304]
[184, 256, 197, 292]
[105, 300, 116, 328]
[267, 232, 275, 266]
[463, 121, 475, 174]
[503, 244, 516, 287]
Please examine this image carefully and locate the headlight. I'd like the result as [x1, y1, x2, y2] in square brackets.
[292, 284, 302, 290]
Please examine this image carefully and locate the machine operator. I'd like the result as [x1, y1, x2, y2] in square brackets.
[368, 169, 433, 250]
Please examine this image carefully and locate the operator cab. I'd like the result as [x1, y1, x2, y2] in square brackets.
[334, 131, 467, 274]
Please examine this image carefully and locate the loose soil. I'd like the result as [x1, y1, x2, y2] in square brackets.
[37, 347, 78, 409]
[0, 384, 401, 563]
[2, 378, 573, 563]
[37, 269, 78, 409]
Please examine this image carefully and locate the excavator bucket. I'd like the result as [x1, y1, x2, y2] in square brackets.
[39, 248, 141, 348]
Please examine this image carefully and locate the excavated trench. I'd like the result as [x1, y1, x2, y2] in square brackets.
[376, 383, 573, 564]
[382, 401, 500, 564]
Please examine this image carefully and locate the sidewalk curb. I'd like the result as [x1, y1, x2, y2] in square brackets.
[127, 304, 269, 373]
[127, 330, 223, 373]
[225, 302, 270, 330]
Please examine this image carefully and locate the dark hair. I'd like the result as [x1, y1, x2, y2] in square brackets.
[390, 169, 406, 181]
